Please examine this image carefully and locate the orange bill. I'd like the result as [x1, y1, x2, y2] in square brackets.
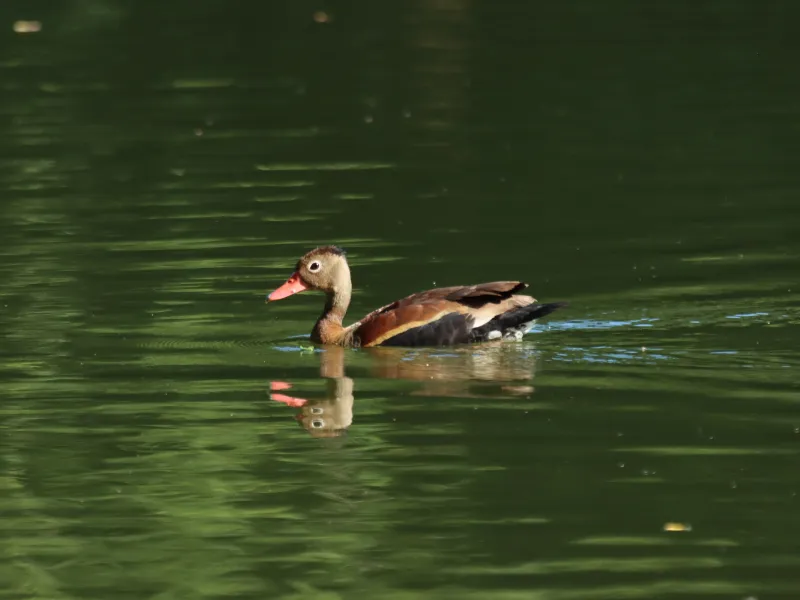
[267, 272, 308, 301]
[271, 393, 308, 407]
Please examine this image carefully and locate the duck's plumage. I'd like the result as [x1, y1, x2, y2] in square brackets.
[267, 246, 566, 347]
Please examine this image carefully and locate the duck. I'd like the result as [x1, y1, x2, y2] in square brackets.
[267, 245, 567, 347]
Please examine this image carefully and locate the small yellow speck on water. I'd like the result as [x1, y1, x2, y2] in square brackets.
[663, 522, 692, 532]
[313, 11, 330, 23]
[502, 385, 535, 394]
[14, 20, 42, 33]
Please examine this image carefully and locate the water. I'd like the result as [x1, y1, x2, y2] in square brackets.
[2, 1, 800, 598]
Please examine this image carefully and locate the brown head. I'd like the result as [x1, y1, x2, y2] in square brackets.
[267, 245, 351, 302]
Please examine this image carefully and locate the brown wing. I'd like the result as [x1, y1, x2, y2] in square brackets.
[352, 281, 533, 347]
[443, 281, 528, 305]
[353, 298, 467, 347]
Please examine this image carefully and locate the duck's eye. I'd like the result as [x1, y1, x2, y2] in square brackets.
[311, 419, 325, 429]
[308, 261, 322, 273]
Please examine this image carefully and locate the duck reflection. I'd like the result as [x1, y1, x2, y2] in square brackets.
[270, 376, 354, 438]
[269, 343, 540, 438]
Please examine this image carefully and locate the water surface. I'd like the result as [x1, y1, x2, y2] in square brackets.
[2, 1, 800, 598]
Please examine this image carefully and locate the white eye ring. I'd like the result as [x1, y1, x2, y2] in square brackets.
[308, 261, 321, 273]
[311, 419, 325, 429]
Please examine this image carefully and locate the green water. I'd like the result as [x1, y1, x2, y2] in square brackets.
[2, 1, 800, 598]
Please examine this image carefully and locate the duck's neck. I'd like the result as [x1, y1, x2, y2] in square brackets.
[312, 283, 352, 345]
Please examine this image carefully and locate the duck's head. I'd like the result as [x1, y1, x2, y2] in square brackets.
[267, 245, 350, 301]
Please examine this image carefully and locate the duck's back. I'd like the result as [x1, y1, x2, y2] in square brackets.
[351, 281, 563, 347]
